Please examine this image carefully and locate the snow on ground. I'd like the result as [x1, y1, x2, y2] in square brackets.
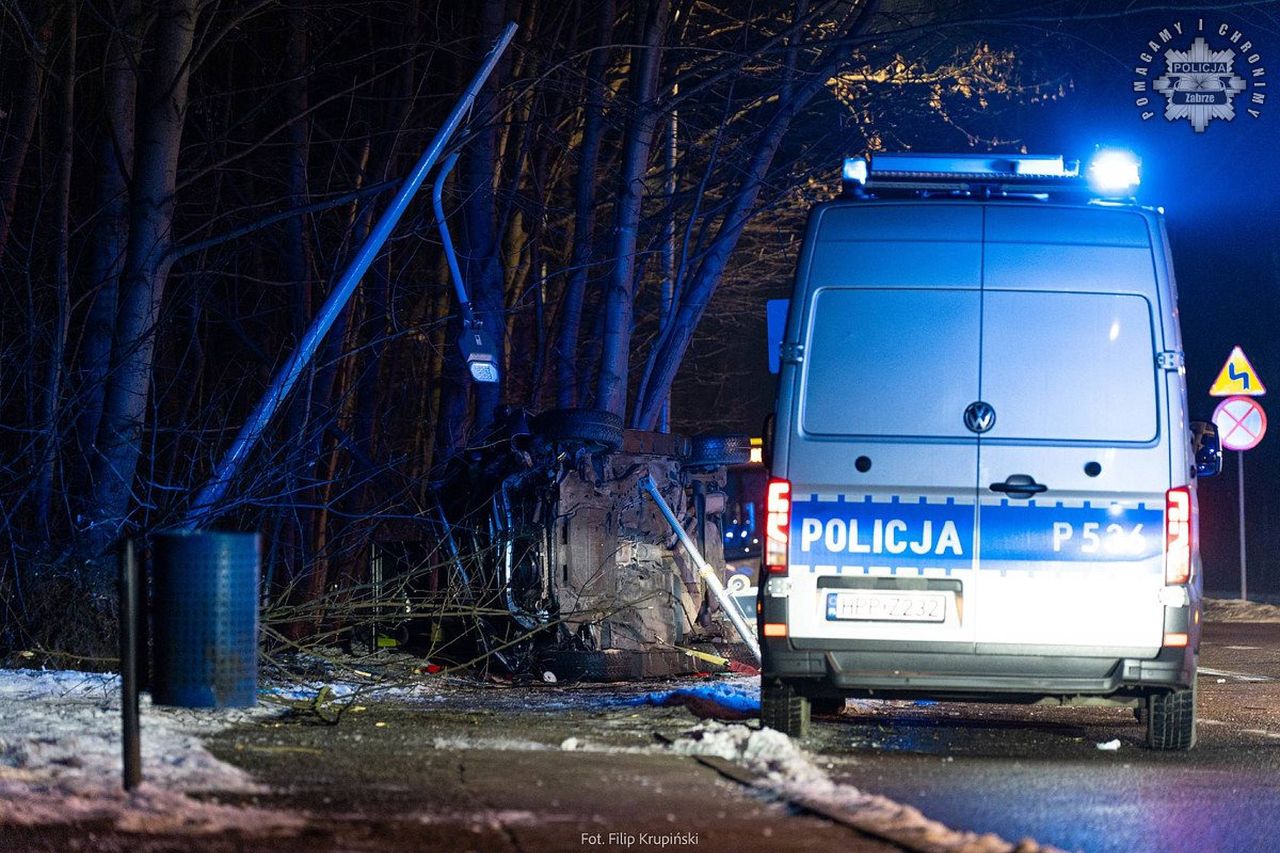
[669, 721, 1056, 853]
[1204, 597, 1280, 623]
[0, 668, 302, 834]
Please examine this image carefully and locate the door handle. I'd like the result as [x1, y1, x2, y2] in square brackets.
[988, 474, 1047, 498]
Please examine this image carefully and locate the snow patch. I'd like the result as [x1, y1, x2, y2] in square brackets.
[408, 808, 555, 828]
[430, 735, 552, 752]
[0, 668, 300, 833]
[668, 721, 1058, 853]
[261, 681, 364, 702]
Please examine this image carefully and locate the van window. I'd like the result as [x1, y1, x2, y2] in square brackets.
[802, 288, 980, 438]
[981, 291, 1158, 442]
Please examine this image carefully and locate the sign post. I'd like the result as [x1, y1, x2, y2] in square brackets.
[1211, 346, 1267, 601]
[1237, 451, 1246, 601]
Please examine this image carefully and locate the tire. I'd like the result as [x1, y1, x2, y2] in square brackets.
[538, 650, 632, 682]
[686, 434, 752, 468]
[761, 678, 810, 737]
[1146, 682, 1196, 750]
[533, 408, 624, 452]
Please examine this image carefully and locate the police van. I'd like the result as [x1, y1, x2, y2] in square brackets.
[759, 152, 1222, 750]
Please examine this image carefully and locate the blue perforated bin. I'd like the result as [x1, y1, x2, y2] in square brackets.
[151, 531, 260, 708]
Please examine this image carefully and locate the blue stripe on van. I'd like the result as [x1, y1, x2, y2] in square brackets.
[790, 497, 973, 568]
[790, 496, 1163, 568]
[980, 501, 1161, 562]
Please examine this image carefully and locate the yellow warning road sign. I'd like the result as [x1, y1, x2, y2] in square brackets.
[1209, 346, 1266, 397]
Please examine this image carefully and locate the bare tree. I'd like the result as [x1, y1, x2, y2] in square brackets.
[595, 0, 671, 418]
[555, 0, 616, 408]
[83, 0, 200, 560]
[73, 0, 142, 482]
[33, 2, 77, 535]
[0, 1, 53, 258]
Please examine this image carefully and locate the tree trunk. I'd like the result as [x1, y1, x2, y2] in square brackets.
[555, 0, 615, 408]
[302, 180, 372, 606]
[632, 2, 878, 428]
[85, 0, 200, 558]
[278, 0, 314, 592]
[34, 3, 77, 536]
[594, 0, 670, 419]
[74, 0, 141, 481]
[352, 0, 416, 468]
[0, 3, 54, 259]
[420, 253, 451, 473]
[459, 0, 508, 433]
[282, 0, 314, 433]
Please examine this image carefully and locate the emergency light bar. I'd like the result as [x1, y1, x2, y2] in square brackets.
[842, 151, 1140, 200]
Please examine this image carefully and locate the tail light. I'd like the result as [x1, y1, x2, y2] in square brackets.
[1165, 486, 1191, 585]
[765, 478, 791, 575]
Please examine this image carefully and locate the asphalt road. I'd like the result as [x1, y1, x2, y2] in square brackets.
[808, 621, 1280, 853]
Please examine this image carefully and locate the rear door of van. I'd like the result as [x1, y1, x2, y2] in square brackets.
[783, 205, 982, 649]
[974, 206, 1168, 654]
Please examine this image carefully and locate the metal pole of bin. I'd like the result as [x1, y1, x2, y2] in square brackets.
[119, 540, 141, 790]
[639, 476, 761, 663]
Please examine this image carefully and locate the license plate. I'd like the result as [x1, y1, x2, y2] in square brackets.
[825, 591, 947, 622]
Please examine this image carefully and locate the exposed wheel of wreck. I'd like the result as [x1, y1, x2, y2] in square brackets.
[533, 407, 624, 452]
[760, 678, 810, 737]
[686, 433, 752, 468]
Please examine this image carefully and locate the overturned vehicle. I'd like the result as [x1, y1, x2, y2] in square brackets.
[377, 408, 759, 679]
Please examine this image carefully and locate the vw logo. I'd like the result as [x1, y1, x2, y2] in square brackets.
[963, 401, 997, 434]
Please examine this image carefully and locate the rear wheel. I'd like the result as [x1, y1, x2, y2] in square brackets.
[1146, 682, 1196, 750]
[761, 678, 810, 737]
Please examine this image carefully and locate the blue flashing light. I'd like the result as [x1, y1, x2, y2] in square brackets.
[1087, 149, 1140, 196]
[842, 157, 868, 186]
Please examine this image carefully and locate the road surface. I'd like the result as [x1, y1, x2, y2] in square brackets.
[812, 621, 1280, 852]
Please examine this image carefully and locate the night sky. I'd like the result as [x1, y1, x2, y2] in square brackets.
[1016, 6, 1280, 595]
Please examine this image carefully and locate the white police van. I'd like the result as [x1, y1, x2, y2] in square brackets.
[759, 152, 1222, 750]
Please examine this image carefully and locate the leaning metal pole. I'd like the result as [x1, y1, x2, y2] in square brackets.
[639, 475, 761, 663]
[182, 22, 517, 528]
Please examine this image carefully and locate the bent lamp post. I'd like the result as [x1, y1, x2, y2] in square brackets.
[183, 22, 517, 528]
[640, 475, 762, 663]
[432, 151, 500, 384]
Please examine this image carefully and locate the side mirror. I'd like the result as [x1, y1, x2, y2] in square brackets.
[761, 413, 776, 471]
[1191, 420, 1222, 478]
